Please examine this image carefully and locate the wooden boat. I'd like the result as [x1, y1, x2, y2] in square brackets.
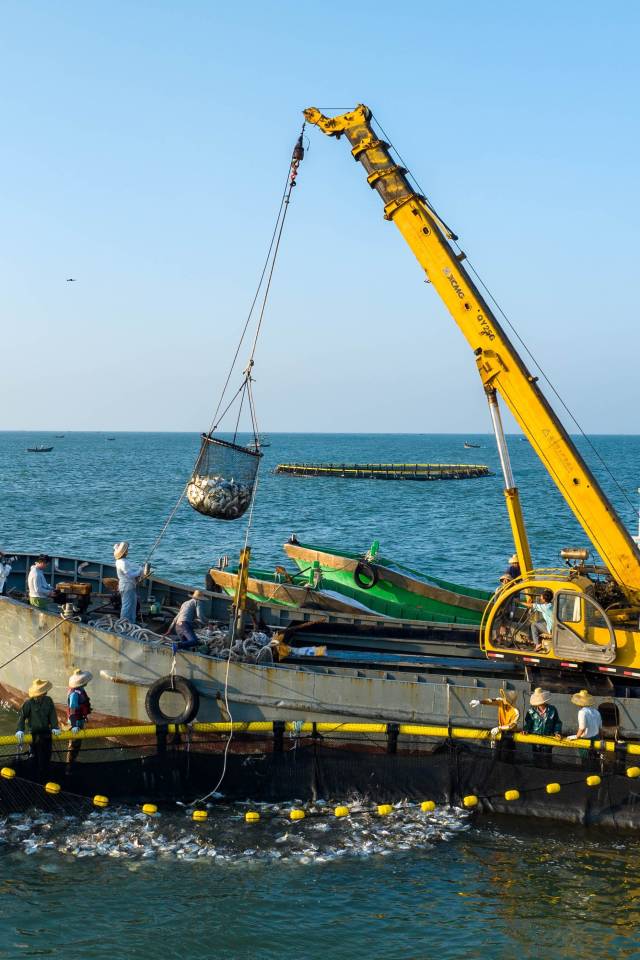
[26, 445, 53, 453]
[208, 564, 387, 617]
[283, 540, 491, 624]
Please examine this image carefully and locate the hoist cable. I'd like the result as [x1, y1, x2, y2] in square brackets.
[371, 114, 636, 520]
[146, 124, 305, 563]
[208, 123, 306, 437]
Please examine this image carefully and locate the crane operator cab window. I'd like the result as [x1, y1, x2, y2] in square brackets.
[490, 588, 554, 652]
[490, 587, 616, 664]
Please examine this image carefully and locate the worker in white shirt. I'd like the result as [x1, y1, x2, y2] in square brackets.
[0, 550, 14, 595]
[28, 555, 54, 609]
[566, 689, 602, 767]
[113, 541, 148, 623]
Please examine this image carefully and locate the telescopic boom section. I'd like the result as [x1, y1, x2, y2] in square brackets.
[304, 104, 640, 603]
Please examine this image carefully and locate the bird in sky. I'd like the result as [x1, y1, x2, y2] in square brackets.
[66, 278, 77, 282]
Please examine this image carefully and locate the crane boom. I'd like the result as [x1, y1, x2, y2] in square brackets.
[304, 104, 640, 603]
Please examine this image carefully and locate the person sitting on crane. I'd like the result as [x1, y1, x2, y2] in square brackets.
[527, 589, 554, 651]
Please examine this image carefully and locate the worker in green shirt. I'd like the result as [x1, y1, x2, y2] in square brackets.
[16, 678, 60, 780]
[522, 687, 562, 765]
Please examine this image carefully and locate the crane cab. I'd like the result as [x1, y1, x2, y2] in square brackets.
[482, 573, 617, 666]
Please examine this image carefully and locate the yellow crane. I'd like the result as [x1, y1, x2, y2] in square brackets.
[305, 103, 640, 680]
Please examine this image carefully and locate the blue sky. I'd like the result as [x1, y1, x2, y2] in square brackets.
[1, 1, 638, 432]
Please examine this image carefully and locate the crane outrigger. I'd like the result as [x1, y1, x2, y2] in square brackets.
[305, 104, 640, 682]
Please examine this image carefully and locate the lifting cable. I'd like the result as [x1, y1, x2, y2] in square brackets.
[371, 114, 637, 521]
[145, 124, 306, 565]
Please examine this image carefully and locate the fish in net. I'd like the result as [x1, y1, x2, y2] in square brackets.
[187, 435, 262, 521]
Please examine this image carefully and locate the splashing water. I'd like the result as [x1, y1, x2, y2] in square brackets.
[0, 799, 469, 865]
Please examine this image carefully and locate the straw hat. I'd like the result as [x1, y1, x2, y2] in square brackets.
[499, 688, 518, 706]
[192, 590, 203, 599]
[530, 687, 552, 706]
[29, 678, 52, 698]
[68, 669, 92, 688]
[571, 689, 594, 707]
[113, 541, 129, 560]
[508, 554, 518, 565]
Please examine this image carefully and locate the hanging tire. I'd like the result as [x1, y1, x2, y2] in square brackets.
[145, 675, 200, 725]
[353, 561, 379, 590]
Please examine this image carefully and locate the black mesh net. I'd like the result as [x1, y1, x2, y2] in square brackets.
[187, 435, 262, 521]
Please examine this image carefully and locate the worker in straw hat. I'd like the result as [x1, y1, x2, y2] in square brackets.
[15, 679, 61, 779]
[165, 590, 206, 651]
[113, 541, 149, 624]
[469, 689, 520, 758]
[567, 690, 602, 767]
[522, 687, 562, 763]
[0, 548, 14, 595]
[499, 553, 521, 587]
[66, 669, 93, 771]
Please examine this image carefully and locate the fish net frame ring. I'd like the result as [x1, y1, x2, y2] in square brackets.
[1, 767, 16, 779]
[93, 795, 109, 808]
[192, 809, 208, 822]
[45, 782, 61, 795]
[245, 811, 261, 823]
[187, 434, 263, 522]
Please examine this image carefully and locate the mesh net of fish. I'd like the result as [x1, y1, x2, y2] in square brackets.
[187, 434, 262, 521]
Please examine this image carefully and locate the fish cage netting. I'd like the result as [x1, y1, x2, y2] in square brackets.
[187, 435, 262, 521]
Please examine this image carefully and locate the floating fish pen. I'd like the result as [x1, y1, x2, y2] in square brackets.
[275, 462, 491, 481]
[2, 722, 640, 828]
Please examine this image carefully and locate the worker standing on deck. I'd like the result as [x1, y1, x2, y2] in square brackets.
[65, 669, 92, 771]
[566, 689, 602, 768]
[522, 688, 562, 764]
[469, 688, 520, 757]
[499, 554, 520, 587]
[0, 550, 13, 595]
[113, 541, 146, 623]
[28, 555, 54, 609]
[166, 590, 205, 650]
[15, 679, 60, 780]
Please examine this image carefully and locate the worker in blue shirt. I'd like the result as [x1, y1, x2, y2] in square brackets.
[527, 589, 554, 651]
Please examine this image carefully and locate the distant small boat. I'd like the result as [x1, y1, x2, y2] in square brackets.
[106, 437, 116, 441]
[463, 442, 480, 449]
[27, 445, 53, 453]
[55, 435, 65, 439]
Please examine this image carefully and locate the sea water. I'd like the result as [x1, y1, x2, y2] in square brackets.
[1, 431, 640, 959]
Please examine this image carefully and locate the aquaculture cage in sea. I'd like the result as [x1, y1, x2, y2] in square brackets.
[187, 434, 262, 521]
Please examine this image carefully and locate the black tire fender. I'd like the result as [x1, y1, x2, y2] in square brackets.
[353, 561, 379, 590]
[145, 675, 200, 725]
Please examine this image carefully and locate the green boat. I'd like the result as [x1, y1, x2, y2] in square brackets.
[283, 539, 492, 624]
[207, 564, 387, 617]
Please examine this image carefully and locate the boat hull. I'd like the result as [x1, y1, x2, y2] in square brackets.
[284, 541, 491, 624]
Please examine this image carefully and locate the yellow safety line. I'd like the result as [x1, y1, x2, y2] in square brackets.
[0, 720, 638, 753]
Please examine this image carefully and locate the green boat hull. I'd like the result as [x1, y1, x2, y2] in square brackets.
[283, 541, 491, 625]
